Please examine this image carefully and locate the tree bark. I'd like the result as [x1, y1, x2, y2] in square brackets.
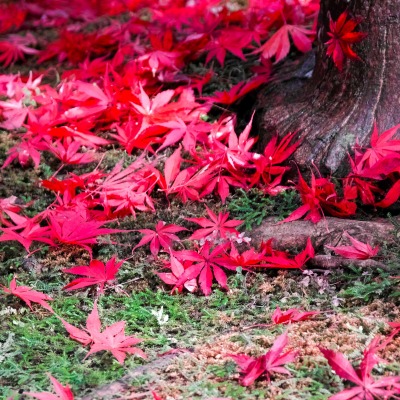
[256, 0, 400, 176]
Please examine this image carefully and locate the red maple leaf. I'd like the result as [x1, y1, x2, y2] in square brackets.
[2, 138, 42, 169]
[1, 276, 54, 313]
[325, 11, 367, 71]
[389, 322, 400, 331]
[61, 301, 146, 364]
[320, 335, 400, 400]
[230, 331, 298, 386]
[63, 256, 123, 293]
[172, 241, 235, 296]
[97, 157, 157, 218]
[47, 120, 110, 149]
[271, 307, 320, 325]
[205, 29, 251, 67]
[157, 117, 189, 151]
[46, 139, 96, 165]
[0, 217, 54, 252]
[47, 208, 126, 255]
[388, 322, 400, 342]
[357, 123, 400, 169]
[157, 253, 197, 293]
[157, 147, 205, 203]
[25, 374, 75, 400]
[0, 195, 26, 227]
[326, 232, 379, 260]
[38, 30, 116, 65]
[375, 179, 400, 209]
[221, 243, 266, 269]
[61, 80, 112, 120]
[0, 33, 38, 67]
[186, 206, 243, 242]
[259, 237, 315, 269]
[0, 4, 26, 34]
[131, 84, 175, 120]
[133, 221, 187, 257]
[243, 306, 320, 330]
[250, 131, 301, 190]
[257, 24, 314, 62]
[140, 30, 185, 73]
[280, 171, 357, 224]
[205, 76, 267, 105]
[151, 392, 163, 400]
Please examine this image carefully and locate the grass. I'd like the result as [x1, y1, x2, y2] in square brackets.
[1, 248, 399, 399]
[228, 188, 301, 229]
[1, 188, 399, 399]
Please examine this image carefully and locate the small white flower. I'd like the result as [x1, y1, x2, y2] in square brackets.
[151, 306, 169, 326]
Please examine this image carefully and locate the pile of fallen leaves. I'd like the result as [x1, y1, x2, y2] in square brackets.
[1, 0, 400, 399]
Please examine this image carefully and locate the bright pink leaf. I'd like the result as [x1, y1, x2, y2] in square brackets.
[187, 206, 243, 242]
[320, 335, 400, 400]
[63, 256, 123, 293]
[25, 374, 74, 400]
[326, 232, 379, 260]
[230, 331, 298, 386]
[1, 276, 54, 313]
[133, 221, 187, 257]
[258, 25, 314, 62]
[325, 11, 367, 71]
[61, 301, 146, 364]
[271, 307, 320, 325]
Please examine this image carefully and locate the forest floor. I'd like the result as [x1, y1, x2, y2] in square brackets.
[1, 3, 400, 398]
[1, 138, 400, 399]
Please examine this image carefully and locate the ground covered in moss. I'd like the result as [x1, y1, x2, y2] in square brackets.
[1, 1, 400, 399]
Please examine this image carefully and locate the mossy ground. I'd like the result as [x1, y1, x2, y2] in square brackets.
[1, 199, 399, 399]
[1, 33, 400, 400]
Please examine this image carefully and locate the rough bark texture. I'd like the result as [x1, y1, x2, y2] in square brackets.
[249, 216, 398, 251]
[256, 0, 400, 175]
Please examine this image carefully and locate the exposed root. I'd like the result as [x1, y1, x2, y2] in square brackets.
[310, 255, 390, 271]
[250, 217, 398, 251]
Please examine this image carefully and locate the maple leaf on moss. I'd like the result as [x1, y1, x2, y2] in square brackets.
[229, 331, 298, 386]
[279, 171, 357, 224]
[61, 301, 146, 365]
[186, 206, 243, 242]
[1, 276, 54, 313]
[47, 208, 126, 255]
[25, 374, 75, 400]
[1, 138, 42, 168]
[0, 216, 54, 252]
[46, 139, 96, 165]
[62, 256, 124, 293]
[271, 307, 320, 325]
[133, 221, 187, 257]
[172, 242, 235, 296]
[325, 11, 367, 71]
[320, 335, 400, 400]
[157, 253, 197, 293]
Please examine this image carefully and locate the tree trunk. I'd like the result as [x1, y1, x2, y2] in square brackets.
[255, 0, 400, 176]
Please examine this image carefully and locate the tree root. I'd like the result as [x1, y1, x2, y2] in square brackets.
[248, 216, 399, 271]
[310, 255, 390, 271]
[79, 350, 189, 400]
[249, 217, 398, 251]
